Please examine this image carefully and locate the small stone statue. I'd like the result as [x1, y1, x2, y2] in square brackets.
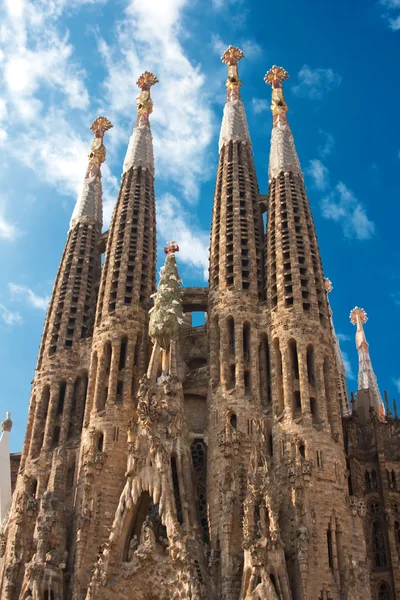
[127, 535, 138, 561]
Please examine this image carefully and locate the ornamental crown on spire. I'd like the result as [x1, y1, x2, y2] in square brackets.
[136, 71, 159, 123]
[221, 46, 244, 101]
[265, 65, 289, 125]
[86, 116, 113, 178]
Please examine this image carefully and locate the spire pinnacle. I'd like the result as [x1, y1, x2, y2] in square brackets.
[70, 116, 112, 230]
[1, 412, 12, 432]
[218, 46, 250, 151]
[123, 72, 158, 174]
[265, 65, 289, 127]
[135, 71, 159, 125]
[164, 240, 180, 255]
[86, 116, 113, 178]
[350, 307, 385, 420]
[221, 46, 244, 102]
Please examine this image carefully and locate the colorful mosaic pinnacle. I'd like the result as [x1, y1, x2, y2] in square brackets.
[136, 71, 158, 120]
[221, 46, 244, 100]
[87, 116, 113, 173]
[164, 240, 180, 255]
[350, 306, 368, 326]
[265, 65, 289, 124]
[324, 277, 333, 293]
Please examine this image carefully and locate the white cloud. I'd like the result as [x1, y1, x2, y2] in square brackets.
[210, 34, 261, 58]
[342, 350, 356, 381]
[337, 332, 351, 342]
[293, 65, 342, 100]
[98, 0, 214, 202]
[393, 377, 400, 393]
[252, 98, 268, 114]
[322, 182, 375, 240]
[0, 202, 20, 241]
[9, 283, 50, 310]
[0, 304, 23, 326]
[157, 193, 209, 279]
[318, 130, 334, 158]
[306, 159, 330, 190]
[380, 0, 400, 29]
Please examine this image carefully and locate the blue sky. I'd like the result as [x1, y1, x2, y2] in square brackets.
[0, 0, 399, 452]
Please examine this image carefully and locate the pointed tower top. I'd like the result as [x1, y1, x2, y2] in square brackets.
[350, 306, 385, 420]
[123, 72, 158, 174]
[70, 116, 112, 230]
[164, 241, 180, 255]
[1, 412, 12, 432]
[265, 65, 301, 179]
[219, 46, 250, 151]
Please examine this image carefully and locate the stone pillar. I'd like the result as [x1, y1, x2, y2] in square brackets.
[0, 413, 12, 523]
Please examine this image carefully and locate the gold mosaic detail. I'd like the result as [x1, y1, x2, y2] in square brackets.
[88, 116, 113, 167]
[221, 46, 244, 99]
[265, 66, 289, 121]
[136, 72, 159, 118]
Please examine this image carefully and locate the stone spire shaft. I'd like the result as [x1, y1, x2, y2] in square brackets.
[325, 279, 351, 416]
[73, 73, 158, 596]
[207, 47, 264, 600]
[350, 307, 385, 419]
[263, 68, 354, 599]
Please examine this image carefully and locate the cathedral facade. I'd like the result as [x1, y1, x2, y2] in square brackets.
[0, 47, 399, 600]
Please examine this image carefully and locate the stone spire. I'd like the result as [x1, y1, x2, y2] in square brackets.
[123, 71, 158, 175]
[350, 307, 385, 419]
[264, 65, 301, 180]
[325, 279, 351, 416]
[70, 116, 113, 230]
[218, 46, 251, 151]
[0, 412, 12, 523]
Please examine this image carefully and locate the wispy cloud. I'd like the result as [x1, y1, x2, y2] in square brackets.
[157, 193, 209, 280]
[306, 159, 330, 190]
[307, 159, 375, 240]
[9, 283, 50, 311]
[322, 182, 375, 240]
[337, 332, 351, 342]
[318, 130, 335, 158]
[380, 0, 400, 30]
[342, 350, 356, 380]
[252, 98, 269, 114]
[99, 0, 214, 202]
[393, 377, 400, 393]
[0, 304, 22, 327]
[292, 65, 342, 100]
[0, 201, 20, 241]
[210, 34, 261, 58]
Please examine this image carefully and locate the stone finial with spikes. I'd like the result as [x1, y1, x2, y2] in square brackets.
[350, 307, 385, 420]
[86, 116, 113, 178]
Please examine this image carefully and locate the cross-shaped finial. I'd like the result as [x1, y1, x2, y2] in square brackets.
[221, 46, 244, 66]
[136, 72, 159, 91]
[350, 307, 368, 326]
[264, 65, 289, 88]
[164, 240, 179, 255]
